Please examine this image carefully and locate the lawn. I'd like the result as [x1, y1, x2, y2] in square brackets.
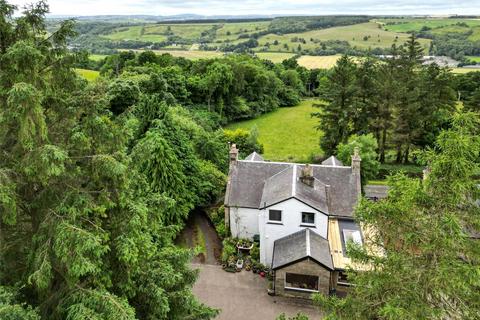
[76, 69, 100, 81]
[225, 100, 322, 162]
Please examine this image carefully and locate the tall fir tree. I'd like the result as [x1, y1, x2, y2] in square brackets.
[0, 2, 218, 319]
[314, 55, 358, 155]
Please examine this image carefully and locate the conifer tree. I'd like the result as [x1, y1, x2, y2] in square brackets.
[316, 111, 480, 319]
[0, 2, 218, 319]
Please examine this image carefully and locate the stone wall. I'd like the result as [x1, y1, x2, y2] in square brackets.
[274, 258, 331, 298]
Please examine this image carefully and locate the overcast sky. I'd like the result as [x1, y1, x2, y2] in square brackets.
[8, 0, 480, 16]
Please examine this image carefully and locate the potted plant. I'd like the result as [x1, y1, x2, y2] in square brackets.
[236, 258, 244, 271]
[267, 281, 275, 296]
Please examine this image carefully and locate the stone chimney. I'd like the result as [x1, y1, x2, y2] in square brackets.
[352, 147, 362, 198]
[325, 184, 332, 214]
[300, 164, 314, 187]
[229, 143, 239, 165]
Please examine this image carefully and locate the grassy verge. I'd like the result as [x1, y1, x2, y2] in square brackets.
[194, 224, 207, 254]
[225, 100, 322, 162]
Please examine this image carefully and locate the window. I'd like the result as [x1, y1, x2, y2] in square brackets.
[285, 273, 319, 292]
[301, 212, 315, 225]
[268, 210, 282, 223]
[343, 229, 362, 245]
[337, 272, 350, 286]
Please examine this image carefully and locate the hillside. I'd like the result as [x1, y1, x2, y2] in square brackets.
[256, 21, 430, 52]
[225, 100, 322, 162]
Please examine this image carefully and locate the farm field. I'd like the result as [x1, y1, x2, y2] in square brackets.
[451, 67, 480, 74]
[103, 21, 270, 44]
[467, 56, 480, 62]
[76, 68, 100, 81]
[255, 52, 295, 63]
[90, 54, 108, 61]
[297, 55, 341, 69]
[121, 49, 224, 59]
[256, 22, 431, 52]
[225, 100, 322, 162]
[378, 18, 480, 33]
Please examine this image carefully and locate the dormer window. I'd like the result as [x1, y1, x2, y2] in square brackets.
[343, 229, 362, 245]
[268, 210, 282, 224]
[301, 212, 315, 226]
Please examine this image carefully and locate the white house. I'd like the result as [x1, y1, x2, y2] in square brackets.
[224, 145, 365, 297]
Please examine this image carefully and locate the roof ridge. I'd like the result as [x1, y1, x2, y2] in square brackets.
[263, 165, 292, 182]
[237, 159, 351, 169]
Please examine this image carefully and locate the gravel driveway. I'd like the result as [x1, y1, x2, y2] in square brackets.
[193, 264, 322, 320]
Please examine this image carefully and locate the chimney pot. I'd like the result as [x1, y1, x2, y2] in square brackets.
[300, 164, 314, 187]
[229, 143, 239, 164]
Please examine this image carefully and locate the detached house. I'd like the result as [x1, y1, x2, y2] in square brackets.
[224, 145, 365, 297]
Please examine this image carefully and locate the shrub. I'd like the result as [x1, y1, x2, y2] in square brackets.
[221, 238, 236, 263]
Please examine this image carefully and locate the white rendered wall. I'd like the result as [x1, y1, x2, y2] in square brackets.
[229, 207, 259, 239]
[258, 198, 328, 266]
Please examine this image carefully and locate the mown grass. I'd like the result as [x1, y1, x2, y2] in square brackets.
[76, 69, 100, 81]
[225, 100, 322, 162]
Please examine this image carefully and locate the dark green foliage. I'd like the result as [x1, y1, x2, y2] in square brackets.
[0, 2, 220, 319]
[315, 112, 480, 319]
[313, 55, 358, 155]
[97, 51, 307, 122]
[223, 127, 264, 158]
[336, 134, 379, 184]
[315, 35, 456, 163]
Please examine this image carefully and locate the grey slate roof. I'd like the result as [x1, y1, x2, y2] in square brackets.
[322, 156, 343, 166]
[225, 159, 359, 217]
[260, 165, 330, 213]
[272, 228, 333, 270]
[244, 151, 264, 162]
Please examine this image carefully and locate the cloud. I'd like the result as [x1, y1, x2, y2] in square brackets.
[8, 0, 480, 16]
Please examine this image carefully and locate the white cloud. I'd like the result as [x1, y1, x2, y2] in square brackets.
[8, 0, 480, 16]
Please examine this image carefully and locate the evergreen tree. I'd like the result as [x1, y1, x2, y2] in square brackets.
[316, 111, 480, 319]
[0, 2, 218, 319]
[314, 55, 358, 155]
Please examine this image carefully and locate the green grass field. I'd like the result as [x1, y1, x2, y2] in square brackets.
[89, 54, 108, 61]
[123, 49, 223, 60]
[256, 22, 430, 52]
[379, 18, 480, 33]
[225, 100, 322, 162]
[76, 69, 100, 81]
[467, 56, 480, 62]
[255, 52, 295, 63]
[451, 68, 480, 74]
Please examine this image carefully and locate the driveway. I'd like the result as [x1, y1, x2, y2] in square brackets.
[193, 264, 322, 320]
